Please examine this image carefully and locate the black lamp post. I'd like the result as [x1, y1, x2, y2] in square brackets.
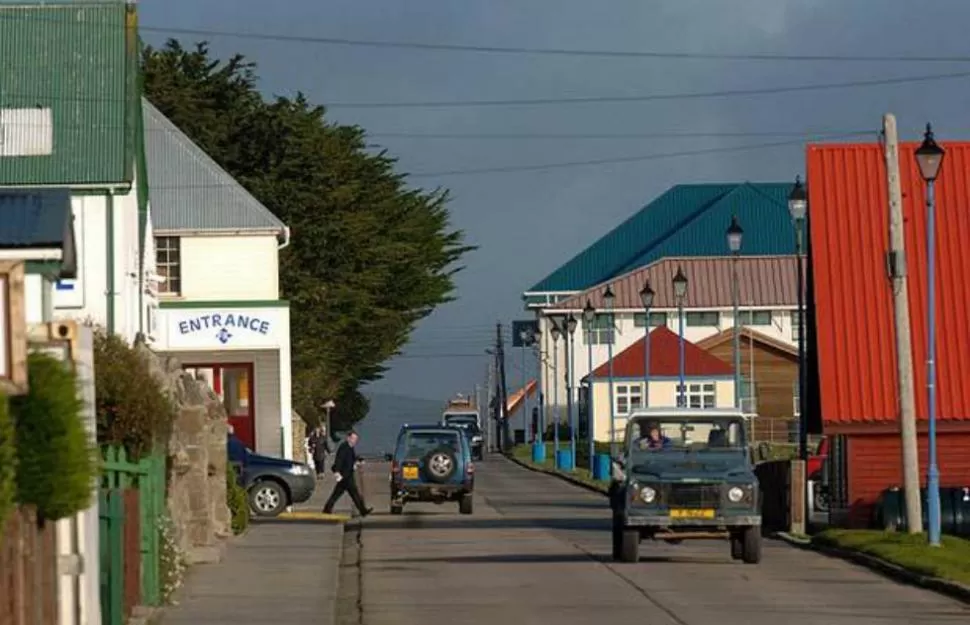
[565, 313, 578, 468]
[788, 177, 808, 462]
[726, 216, 744, 410]
[603, 285, 617, 453]
[583, 299, 597, 469]
[672, 267, 688, 406]
[639, 279, 655, 409]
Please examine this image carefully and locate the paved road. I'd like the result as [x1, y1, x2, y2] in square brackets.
[350, 455, 969, 625]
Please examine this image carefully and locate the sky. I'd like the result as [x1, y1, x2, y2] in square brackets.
[139, 0, 970, 403]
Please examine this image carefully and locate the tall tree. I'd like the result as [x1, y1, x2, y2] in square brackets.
[142, 40, 473, 424]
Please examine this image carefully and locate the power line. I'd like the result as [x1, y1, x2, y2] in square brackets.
[366, 129, 870, 141]
[323, 70, 970, 109]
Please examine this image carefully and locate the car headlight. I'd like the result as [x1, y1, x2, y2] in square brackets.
[472, 436, 483, 442]
[288, 464, 311, 476]
[728, 486, 745, 503]
[640, 486, 657, 503]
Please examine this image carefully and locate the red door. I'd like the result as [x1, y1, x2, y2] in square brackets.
[184, 363, 256, 449]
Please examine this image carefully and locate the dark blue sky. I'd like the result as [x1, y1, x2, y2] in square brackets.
[140, 0, 970, 401]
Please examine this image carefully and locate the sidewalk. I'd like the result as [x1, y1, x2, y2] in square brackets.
[159, 475, 352, 624]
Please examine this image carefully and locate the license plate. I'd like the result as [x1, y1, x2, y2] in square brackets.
[403, 466, 419, 480]
[670, 508, 715, 519]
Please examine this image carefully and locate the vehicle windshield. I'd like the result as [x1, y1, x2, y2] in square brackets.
[401, 431, 461, 458]
[625, 416, 746, 458]
[444, 413, 479, 430]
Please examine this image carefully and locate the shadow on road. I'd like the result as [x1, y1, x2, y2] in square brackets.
[366, 514, 608, 532]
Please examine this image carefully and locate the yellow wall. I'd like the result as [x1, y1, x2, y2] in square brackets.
[180, 235, 280, 300]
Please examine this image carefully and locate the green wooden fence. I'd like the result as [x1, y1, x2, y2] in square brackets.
[100, 446, 166, 609]
[99, 489, 125, 625]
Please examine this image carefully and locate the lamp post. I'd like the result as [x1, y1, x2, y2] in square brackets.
[672, 267, 688, 407]
[727, 215, 744, 409]
[550, 319, 562, 461]
[639, 280, 655, 409]
[788, 177, 808, 462]
[533, 328, 544, 443]
[915, 123, 946, 548]
[603, 285, 617, 455]
[565, 314, 578, 467]
[583, 299, 596, 470]
[519, 329, 529, 444]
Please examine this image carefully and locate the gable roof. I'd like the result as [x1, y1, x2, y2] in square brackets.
[526, 182, 797, 295]
[808, 141, 970, 425]
[552, 255, 800, 311]
[588, 326, 733, 379]
[695, 327, 798, 358]
[144, 99, 287, 235]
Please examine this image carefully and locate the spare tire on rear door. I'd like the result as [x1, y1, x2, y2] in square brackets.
[424, 447, 458, 483]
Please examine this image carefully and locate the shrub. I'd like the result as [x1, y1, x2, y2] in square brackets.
[158, 513, 186, 604]
[226, 463, 249, 535]
[93, 327, 176, 459]
[11, 353, 96, 521]
[0, 395, 16, 529]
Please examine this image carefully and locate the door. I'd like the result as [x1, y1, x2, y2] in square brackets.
[184, 363, 256, 450]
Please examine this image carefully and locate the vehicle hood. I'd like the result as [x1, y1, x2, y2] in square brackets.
[246, 452, 303, 469]
[629, 452, 752, 481]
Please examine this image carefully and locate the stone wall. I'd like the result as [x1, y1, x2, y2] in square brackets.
[292, 411, 307, 464]
[137, 345, 231, 564]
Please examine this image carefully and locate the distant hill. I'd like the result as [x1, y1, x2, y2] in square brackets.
[353, 392, 448, 456]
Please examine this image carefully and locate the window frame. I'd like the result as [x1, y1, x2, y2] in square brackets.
[633, 311, 669, 328]
[614, 383, 644, 415]
[737, 310, 772, 326]
[583, 314, 616, 345]
[676, 381, 717, 409]
[155, 235, 182, 296]
[685, 311, 720, 327]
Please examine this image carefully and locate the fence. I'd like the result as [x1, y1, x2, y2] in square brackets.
[100, 446, 166, 623]
[0, 506, 58, 625]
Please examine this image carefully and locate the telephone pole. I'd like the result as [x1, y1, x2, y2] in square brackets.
[496, 323, 510, 452]
[883, 113, 923, 534]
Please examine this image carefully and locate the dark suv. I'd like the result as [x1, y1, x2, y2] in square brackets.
[228, 434, 316, 517]
[610, 410, 762, 564]
[387, 424, 475, 515]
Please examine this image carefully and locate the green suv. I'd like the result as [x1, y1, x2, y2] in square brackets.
[609, 409, 762, 564]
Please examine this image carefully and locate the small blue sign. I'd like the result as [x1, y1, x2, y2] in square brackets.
[55, 280, 75, 291]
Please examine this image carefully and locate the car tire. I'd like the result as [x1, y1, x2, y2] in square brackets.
[459, 493, 474, 515]
[390, 504, 403, 515]
[424, 447, 458, 483]
[741, 526, 762, 564]
[249, 480, 287, 517]
[619, 528, 639, 563]
[730, 534, 743, 560]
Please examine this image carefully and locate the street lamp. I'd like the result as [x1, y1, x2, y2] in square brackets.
[565, 313, 578, 468]
[603, 284, 617, 454]
[672, 267, 688, 407]
[549, 318, 562, 461]
[519, 329, 532, 445]
[639, 279, 655, 409]
[915, 123, 945, 547]
[788, 176, 808, 464]
[727, 215, 744, 411]
[583, 299, 597, 470]
[532, 328, 544, 446]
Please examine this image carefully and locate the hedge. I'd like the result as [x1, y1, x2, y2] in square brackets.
[226, 463, 249, 535]
[0, 394, 16, 529]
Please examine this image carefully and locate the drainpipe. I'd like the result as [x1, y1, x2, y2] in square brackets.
[277, 226, 291, 250]
[106, 192, 116, 335]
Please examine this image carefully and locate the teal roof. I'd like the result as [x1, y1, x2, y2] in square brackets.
[526, 182, 797, 294]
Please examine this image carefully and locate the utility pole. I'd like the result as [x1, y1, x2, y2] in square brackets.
[496, 323, 510, 452]
[485, 360, 495, 453]
[883, 113, 923, 534]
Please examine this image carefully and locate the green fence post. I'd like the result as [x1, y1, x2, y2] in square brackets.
[99, 489, 125, 625]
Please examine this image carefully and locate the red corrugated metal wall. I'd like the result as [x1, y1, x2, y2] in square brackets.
[807, 142, 970, 426]
[846, 433, 970, 526]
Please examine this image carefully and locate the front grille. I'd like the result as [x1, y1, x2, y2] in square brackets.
[664, 483, 721, 508]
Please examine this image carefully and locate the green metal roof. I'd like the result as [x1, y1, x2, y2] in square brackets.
[526, 182, 797, 294]
[0, 3, 136, 186]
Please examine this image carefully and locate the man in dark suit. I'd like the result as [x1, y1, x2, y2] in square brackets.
[322, 430, 373, 516]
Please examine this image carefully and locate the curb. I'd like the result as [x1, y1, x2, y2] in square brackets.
[774, 532, 970, 605]
[503, 453, 609, 496]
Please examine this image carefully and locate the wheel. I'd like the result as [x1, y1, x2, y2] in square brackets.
[248, 480, 287, 517]
[619, 529, 639, 563]
[459, 493, 474, 515]
[424, 447, 458, 483]
[814, 488, 830, 513]
[611, 516, 623, 560]
[730, 534, 743, 560]
[390, 504, 403, 515]
[741, 526, 762, 564]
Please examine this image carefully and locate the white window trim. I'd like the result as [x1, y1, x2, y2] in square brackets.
[614, 383, 644, 415]
[676, 381, 717, 409]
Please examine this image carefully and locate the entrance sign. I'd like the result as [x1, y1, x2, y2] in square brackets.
[160, 306, 288, 351]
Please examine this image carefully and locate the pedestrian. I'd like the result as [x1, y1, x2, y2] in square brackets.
[309, 425, 331, 479]
[322, 430, 373, 517]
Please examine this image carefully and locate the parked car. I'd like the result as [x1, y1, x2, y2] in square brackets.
[385, 424, 475, 515]
[228, 434, 315, 517]
[442, 418, 484, 460]
[609, 409, 763, 564]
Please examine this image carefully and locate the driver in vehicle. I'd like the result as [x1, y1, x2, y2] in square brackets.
[636, 421, 672, 450]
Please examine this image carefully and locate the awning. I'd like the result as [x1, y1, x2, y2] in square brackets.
[0, 188, 77, 278]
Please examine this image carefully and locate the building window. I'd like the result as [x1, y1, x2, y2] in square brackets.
[676, 382, 717, 409]
[584, 315, 615, 345]
[633, 312, 668, 327]
[738, 310, 772, 326]
[792, 310, 803, 341]
[615, 384, 643, 415]
[685, 311, 720, 327]
[155, 236, 181, 295]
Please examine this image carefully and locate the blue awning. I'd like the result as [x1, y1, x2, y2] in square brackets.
[0, 188, 77, 278]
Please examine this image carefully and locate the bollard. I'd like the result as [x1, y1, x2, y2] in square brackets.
[592, 453, 611, 481]
[556, 449, 574, 471]
[532, 442, 546, 464]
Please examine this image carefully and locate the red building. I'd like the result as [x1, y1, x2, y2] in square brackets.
[807, 141, 970, 526]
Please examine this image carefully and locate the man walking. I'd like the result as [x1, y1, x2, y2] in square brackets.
[322, 430, 373, 517]
[309, 425, 331, 479]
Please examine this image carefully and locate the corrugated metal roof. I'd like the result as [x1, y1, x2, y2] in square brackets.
[552, 256, 800, 310]
[589, 326, 733, 379]
[144, 99, 286, 233]
[0, 188, 71, 247]
[527, 182, 798, 294]
[696, 327, 798, 357]
[808, 141, 970, 424]
[0, 4, 133, 185]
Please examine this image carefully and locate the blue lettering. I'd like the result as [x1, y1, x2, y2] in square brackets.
[259, 321, 269, 334]
[178, 321, 189, 334]
[237, 315, 250, 328]
[248, 318, 261, 332]
[225, 314, 236, 327]
[212, 313, 223, 327]
[189, 319, 202, 332]
[180, 313, 273, 337]
[200, 315, 211, 328]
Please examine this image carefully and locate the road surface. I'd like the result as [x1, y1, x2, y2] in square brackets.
[346, 455, 968, 625]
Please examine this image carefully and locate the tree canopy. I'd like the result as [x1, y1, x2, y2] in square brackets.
[142, 40, 473, 425]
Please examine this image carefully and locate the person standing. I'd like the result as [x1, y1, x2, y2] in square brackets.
[322, 430, 373, 517]
[309, 425, 331, 479]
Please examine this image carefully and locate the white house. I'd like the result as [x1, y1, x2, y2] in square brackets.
[143, 100, 295, 459]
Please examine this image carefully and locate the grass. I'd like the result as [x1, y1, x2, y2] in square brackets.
[509, 444, 610, 493]
[813, 529, 970, 586]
